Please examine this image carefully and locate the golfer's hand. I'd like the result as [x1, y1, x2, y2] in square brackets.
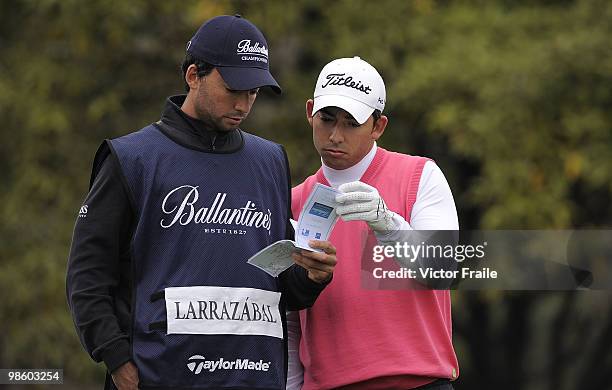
[336, 181, 401, 233]
[292, 240, 337, 284]
[111, 361, 139, 390]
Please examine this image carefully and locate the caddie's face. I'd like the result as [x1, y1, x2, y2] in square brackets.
[187, 67, 259, 132]
[307, 99, 387, 170]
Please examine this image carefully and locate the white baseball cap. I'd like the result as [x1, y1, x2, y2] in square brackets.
[312, 56, 386, 125]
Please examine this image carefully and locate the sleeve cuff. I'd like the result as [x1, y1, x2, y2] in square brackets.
[374, 212, 412, 244]
[101, 339, 132, 373]
[295, 264, 332, 291]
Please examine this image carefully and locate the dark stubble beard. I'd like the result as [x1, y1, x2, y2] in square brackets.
[194, 89, 238, 133]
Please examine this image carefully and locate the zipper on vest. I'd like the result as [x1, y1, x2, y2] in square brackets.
[211, 134, 217, 151]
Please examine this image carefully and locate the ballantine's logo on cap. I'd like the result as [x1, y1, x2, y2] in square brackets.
[237, 39, 268, 58]
[322, 73, 372, 94]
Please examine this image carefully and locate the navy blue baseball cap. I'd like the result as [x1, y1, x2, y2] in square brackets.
[186, 14, 281, 94]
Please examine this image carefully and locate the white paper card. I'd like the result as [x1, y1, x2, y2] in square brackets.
[295, 183, 341, 251]
[247, 183, 341, 277]
[247, 240, 300, 277]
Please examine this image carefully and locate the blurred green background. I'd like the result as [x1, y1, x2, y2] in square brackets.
[1, 0, 611, 389]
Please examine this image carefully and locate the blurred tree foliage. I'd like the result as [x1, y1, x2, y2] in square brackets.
[1, 0, 610, 389]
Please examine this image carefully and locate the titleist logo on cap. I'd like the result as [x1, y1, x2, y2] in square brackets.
[236, 39, 268, 57]
[321, 73, 372, 94]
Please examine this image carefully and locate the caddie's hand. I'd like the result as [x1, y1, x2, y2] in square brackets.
[111, 361, 139, 390]
[292, 240, 337, 284]
[336, 181, 401, 233]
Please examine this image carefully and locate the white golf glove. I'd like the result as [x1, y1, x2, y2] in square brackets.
[335, 181, 403, 234]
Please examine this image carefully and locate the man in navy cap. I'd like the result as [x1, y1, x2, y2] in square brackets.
[66, 15, 337, 390]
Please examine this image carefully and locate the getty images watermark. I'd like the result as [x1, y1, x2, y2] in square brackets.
[360, 230, 612, 290]
[372, 240, 492, 280]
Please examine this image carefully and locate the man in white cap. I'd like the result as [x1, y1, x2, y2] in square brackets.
[288, 57, 459, 389]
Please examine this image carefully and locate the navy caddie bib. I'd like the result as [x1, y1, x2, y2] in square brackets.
[109, 123, 289, 390]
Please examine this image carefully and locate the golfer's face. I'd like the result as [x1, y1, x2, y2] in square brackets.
[311, 106, 378, 170]
[193, 68, 259, 132]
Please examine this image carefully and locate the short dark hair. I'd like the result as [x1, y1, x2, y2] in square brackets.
[181, 54, 215, 92]
[372, 109, 382, 124]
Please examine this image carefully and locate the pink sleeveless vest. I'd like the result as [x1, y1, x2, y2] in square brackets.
[292, 147, 458, 389]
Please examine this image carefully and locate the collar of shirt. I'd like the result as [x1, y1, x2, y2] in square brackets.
[157, 95, 244, 153]
[322, 143, 377, 189]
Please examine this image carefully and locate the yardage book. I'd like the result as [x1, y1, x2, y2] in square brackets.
[247, 183, 341, 277]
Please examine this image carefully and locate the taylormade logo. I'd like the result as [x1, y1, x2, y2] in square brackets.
[187, 355, 270, 374]
[78, 205, 88, 218]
